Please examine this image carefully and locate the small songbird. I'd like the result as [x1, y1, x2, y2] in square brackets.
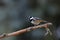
[29, 16, 47, 26]
[28, 16, 52, 36]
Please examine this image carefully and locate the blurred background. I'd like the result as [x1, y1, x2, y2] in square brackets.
[0, 0, 60, 40]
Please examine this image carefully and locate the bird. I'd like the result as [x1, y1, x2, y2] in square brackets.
[29, 16, 47, 26]
[28, 16, 52, 36]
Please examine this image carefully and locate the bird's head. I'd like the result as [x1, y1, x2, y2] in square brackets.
[28, 16, 37, 22]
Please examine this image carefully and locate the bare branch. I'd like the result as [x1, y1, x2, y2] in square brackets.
[0, 23, 52, 39]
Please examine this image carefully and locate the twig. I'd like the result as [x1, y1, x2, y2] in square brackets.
[0, 23, 52, 39]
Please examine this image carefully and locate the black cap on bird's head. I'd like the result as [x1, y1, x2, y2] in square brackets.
[28, 16, 47, 21]
[28, 16, 41, 21]
[28, 16, 33, 21]
[28, 16, 32, 18]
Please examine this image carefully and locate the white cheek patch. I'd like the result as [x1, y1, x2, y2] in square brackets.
[30, 17, 33, 20]
[30, 17, 35, 20]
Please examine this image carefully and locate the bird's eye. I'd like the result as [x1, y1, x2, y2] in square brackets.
[28, 16, 32, 18]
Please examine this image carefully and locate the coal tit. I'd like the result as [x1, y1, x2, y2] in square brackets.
[29, 16, 47, 25]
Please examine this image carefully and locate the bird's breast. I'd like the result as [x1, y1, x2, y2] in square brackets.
[31, 20, 40, 25]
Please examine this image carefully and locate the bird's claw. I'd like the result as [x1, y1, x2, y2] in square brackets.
[44, 28, 52, 36]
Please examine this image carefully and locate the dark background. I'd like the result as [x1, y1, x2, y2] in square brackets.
[0, 0, 60, 40]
